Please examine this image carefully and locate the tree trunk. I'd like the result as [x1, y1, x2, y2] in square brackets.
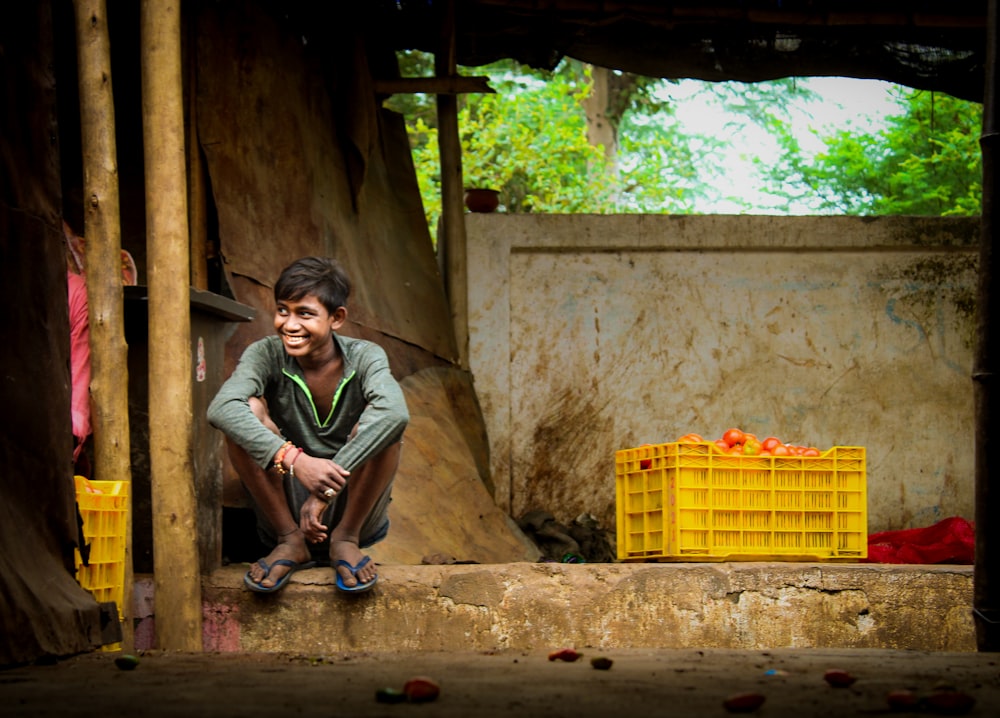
[582, 64, 642, 198]
[583, 65, 619, 167]
[72, 0, 134, 651]
[140, 0, 202, 652]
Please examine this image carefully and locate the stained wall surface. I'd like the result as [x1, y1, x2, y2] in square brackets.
[467, 214, 979, 535]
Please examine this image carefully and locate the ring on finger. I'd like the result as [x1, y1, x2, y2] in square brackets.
[323, 487, 336, 499]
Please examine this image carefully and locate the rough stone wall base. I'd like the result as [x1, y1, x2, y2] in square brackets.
[181, 563, 974, 653]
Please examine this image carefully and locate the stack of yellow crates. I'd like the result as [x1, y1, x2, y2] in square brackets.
[74, 475, 129, 649]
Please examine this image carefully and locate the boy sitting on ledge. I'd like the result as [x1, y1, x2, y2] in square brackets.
[208, 256, 408, 594]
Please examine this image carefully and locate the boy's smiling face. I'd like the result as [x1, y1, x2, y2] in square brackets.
[274, 293, 345, 361]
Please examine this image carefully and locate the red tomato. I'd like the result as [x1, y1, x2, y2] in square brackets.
[639, 444, 652, 470]
[548, 648, 582, 662]
[722, 428, 745, 448]
[723, 692, 766, 713]
[714, 439, 729, 454]
[761, 437, 781, 453]
[677, 433, 704, 443]
[403, 676, 441, 702]
[823, 669, 857, 687]
[771, 444, 790, 457]
[802, 447, 821, 457]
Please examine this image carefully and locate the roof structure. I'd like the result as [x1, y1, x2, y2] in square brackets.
[367, 0, 988, 101]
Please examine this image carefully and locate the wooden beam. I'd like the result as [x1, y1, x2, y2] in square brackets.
[974, 0, 1000, 654]
[187, 14, 208, 291]
[71, 0, 134, 652]
[668, 5, 985, 28]
[140, 0, 202, 652]
[437, 0, 470, 368]
[374, 75, 495, 97]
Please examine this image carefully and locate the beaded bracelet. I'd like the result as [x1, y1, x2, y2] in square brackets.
[272, 441, 293, 475]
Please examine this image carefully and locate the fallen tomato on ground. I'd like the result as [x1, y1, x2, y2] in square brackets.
[823, 668, 857, 687]
[403, 676, 441, 703]
[886, 689, 919, 712]
[723, 692, 766, 713]
[921, 690, 976, 715]
[548, 648, 582, 662]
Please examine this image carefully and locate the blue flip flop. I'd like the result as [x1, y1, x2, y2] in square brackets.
[335, 556, 378, 593]
[244, 558, 316, 594]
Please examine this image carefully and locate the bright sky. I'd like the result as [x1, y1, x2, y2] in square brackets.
[663, 77, 905, 214]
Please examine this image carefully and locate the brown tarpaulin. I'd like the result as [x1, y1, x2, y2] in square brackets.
[195, 1, 455, 363]
[0, 1, 103, 664]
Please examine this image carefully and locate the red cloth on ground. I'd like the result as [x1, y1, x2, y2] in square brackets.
[865, 516, 975, 564]
[68, 271, 91, 458]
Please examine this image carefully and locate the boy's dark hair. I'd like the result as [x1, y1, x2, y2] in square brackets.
[274, 256, 351, 313]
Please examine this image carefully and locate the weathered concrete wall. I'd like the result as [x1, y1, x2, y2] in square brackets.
[196, 563, 974, 653]
[466, 215, 979, 536]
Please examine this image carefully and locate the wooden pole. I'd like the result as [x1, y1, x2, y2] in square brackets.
[140, 0, 202, 651]
[72, 0, 134, 652]
[186, 12, 209, 291]
[436, 0, 469, 368]
[975, 0, 1000, 653]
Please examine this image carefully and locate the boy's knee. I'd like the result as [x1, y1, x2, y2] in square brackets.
[249, 397, 282, 435]
[352, 438, 402, 481]
[248, 396, 268, 422]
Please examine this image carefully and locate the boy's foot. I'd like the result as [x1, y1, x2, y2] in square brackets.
[246, 534, 312, 591]
[331, 539, 377, 592]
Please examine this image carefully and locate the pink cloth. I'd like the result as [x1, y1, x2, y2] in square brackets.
[68, 271, 92, 456]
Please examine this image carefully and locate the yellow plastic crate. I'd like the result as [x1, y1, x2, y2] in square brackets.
[615, 442, 867, 562]
[74, 476, 129, 621]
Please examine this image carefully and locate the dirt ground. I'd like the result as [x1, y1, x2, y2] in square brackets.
[3, 647, 999, 718]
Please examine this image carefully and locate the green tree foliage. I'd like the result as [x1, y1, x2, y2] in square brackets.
[393, 55, 712, 231]
[759, 87, 982, 216]
[389, 51, 982, 228]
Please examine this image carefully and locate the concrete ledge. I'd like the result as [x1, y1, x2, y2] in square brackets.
[195, 562, 975, 653]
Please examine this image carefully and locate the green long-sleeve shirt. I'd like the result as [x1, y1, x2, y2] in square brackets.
[207, 333, 409, 474]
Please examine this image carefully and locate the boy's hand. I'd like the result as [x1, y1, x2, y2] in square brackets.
[293, 453, 349, 500]
[300, 495, 329, 544]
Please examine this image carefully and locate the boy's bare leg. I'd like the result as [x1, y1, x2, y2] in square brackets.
[329, 440, 401, 588]
[229, 398, 310, 589]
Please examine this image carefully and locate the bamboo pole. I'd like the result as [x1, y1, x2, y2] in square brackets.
[72, 0, 134, 652]
[140, 0, 202, 651]
[436, 0, 469, 368]
[974, 0, 1000, 653]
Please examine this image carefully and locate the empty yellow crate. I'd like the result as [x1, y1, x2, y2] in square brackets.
[615, 442, 867, 561]
[74, 476, 129, 621]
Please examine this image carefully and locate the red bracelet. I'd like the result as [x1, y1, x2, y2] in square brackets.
[287, 448, 303, 478]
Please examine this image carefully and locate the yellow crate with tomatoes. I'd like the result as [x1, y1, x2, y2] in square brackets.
[615, 429, 867, 562]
